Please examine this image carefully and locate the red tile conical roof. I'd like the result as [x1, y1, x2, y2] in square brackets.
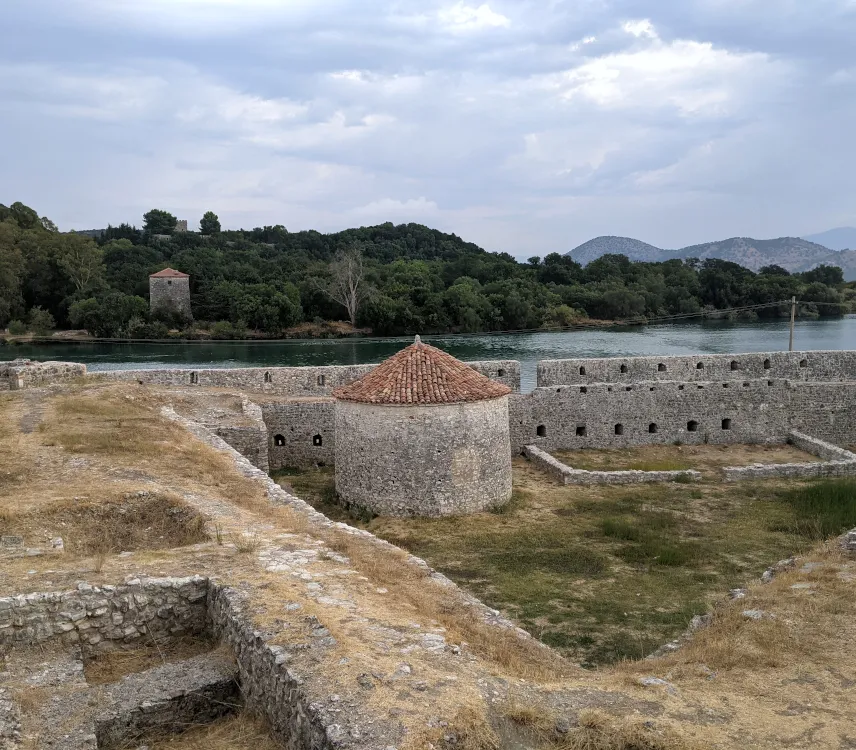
[333, 336, 511, 405]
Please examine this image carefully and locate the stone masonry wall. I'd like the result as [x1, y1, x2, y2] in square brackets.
[99, 359, 520, 397]
[149, 276, 192, 318]
[263, 400, 335, 471]
[334, 397, 513, 517]
[0, 360, 86, 391]
[537, 350, 856, 387]
[521, 444, 701, 485]
[0, 576, 209, 654]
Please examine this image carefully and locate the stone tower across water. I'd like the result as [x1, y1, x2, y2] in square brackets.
[149, 268, 191, 320]
[332, 335, 513, 517]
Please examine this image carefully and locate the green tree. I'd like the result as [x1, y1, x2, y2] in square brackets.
[200, 211, 221, 235]
[57, 234, 105, 296]
[142, 209, 177, 236]
[28, 306, 55, 335]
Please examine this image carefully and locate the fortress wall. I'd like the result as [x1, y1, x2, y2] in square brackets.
[100, 359, 520, 396]
[782, 382, 856, 446]
[262, 400, 335, 470]
[510, 379, 794, 453]
[0, 360, 86, 390]
[537, 350, 856, 388]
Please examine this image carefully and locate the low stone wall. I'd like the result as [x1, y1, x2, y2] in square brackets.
[0, 359, 86, 390]
[721, 431, 856, 481]
[0, 576, 209, 653]
[788, 430, 856, 462]
[522, 445, 700, 485]
[212, 396, 270, 473]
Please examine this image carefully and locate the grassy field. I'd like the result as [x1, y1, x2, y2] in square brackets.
[276, 454, 856, 667]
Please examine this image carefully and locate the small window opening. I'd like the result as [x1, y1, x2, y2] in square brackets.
[678, 385, 685, 391]
[313, 434, 323, 447]
[696, 362, 704, 370]
[190, 372, 198, 384]
[167, 279, 173, 286]
[264, 372, 272, 383]
[536, 425, 547, 437]
[649, 423, 658, 434]
[743, 382, 750, 387]
[763, 359, 771, 370]
[687, 420, 699, 432]
[722, 419, 732, 430]
[607, 386, 613, 392]
[625, 386, 632, 392]
[620, 364, 628, 374]
[768, 380, 774, 386]
[730, 360, 740, 371]
[556, 388, 562, 394]
[274, 434, 286, 447]
[614, 424, 624, 436]
[576, 424, 587, 437]
[799, 359, 808, 368]
[580, 386, 587, 394]
[723, 383, 729, 388]
[497, 368, 506, 377]
[697, 385, 704, 390]
[579, 366, 586, 376]
[650, 387, 655, 392]
[658, 363, 667, 372]
[317, 374, 326, 386]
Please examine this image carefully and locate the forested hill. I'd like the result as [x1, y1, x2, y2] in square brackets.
[1, 201, 853, 340]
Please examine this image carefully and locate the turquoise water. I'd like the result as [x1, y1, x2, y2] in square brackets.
[7, 317, 856, 392]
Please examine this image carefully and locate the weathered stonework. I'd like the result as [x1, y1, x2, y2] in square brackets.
[522, 444, 701, 485]
[0, 576, 209, 653]
[334, 397, 513, 517]
[149, 273, 191, 319]
[0, 359, 86, 391]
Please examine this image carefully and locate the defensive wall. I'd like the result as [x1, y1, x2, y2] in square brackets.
[7, 350, 856, 470]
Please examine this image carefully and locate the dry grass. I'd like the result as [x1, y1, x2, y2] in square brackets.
[144, 713, 281, 750]
[552, 443, 821, 478]
[0, 491, 209, 556]
[83, 636, 216, 685]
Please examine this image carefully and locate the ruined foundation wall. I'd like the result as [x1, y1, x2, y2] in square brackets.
[0, 577, 209, 654]
[0, 360, 86, 391]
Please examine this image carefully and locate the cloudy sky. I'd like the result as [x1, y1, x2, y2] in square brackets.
[1, 0, 855, 257]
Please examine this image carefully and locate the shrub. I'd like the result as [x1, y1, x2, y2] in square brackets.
[27, 307, 55, 335]
[210, 320, 248, 339]
[7, 320, 27, 335]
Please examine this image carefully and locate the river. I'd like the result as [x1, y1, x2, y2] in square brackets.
[7, 317, 856, 392]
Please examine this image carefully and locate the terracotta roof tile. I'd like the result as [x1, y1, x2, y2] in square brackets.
[333, 336, 511, 405]
[149, 268, 189, 278]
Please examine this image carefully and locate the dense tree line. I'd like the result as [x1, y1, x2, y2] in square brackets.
[0, 201, 851, 339]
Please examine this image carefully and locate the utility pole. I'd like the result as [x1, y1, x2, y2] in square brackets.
[789, 296, 796, 352]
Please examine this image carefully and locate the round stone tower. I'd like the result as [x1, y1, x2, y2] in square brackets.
[332, 336, 513, 518]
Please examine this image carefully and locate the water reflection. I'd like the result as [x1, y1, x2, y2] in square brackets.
[8, 316, 856, 393]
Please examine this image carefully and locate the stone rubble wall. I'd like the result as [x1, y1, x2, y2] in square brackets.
[0, 359, 86, 391]
[98, 359, 520, 396]
[211, 396, 270, 473]
[0, 576, 209, 654]
[537, 350, 856, 387]
[262, 399, 335, 471]
[334, 397, 513, 517]
[521, 444, 701, 485]
[722, 431, 856, 482]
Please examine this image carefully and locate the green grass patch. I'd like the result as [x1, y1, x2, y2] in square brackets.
[772, 479, 856, 539]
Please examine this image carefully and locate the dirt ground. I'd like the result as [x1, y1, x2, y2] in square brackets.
[4, 382, 856, 749]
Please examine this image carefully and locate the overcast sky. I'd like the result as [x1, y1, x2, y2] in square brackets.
[1, 0, 854, 257]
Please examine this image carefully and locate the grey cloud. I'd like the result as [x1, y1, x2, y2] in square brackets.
[0, 0, 854, 255]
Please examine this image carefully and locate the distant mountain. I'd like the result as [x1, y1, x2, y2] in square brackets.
[567, 236, 666, 265]
[801, 227, 856, 251]
[566, 235, 856, 279]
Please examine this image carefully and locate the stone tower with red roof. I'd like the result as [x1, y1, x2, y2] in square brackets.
[149, 268, 192, 320]
[332, 336, 513, 517]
